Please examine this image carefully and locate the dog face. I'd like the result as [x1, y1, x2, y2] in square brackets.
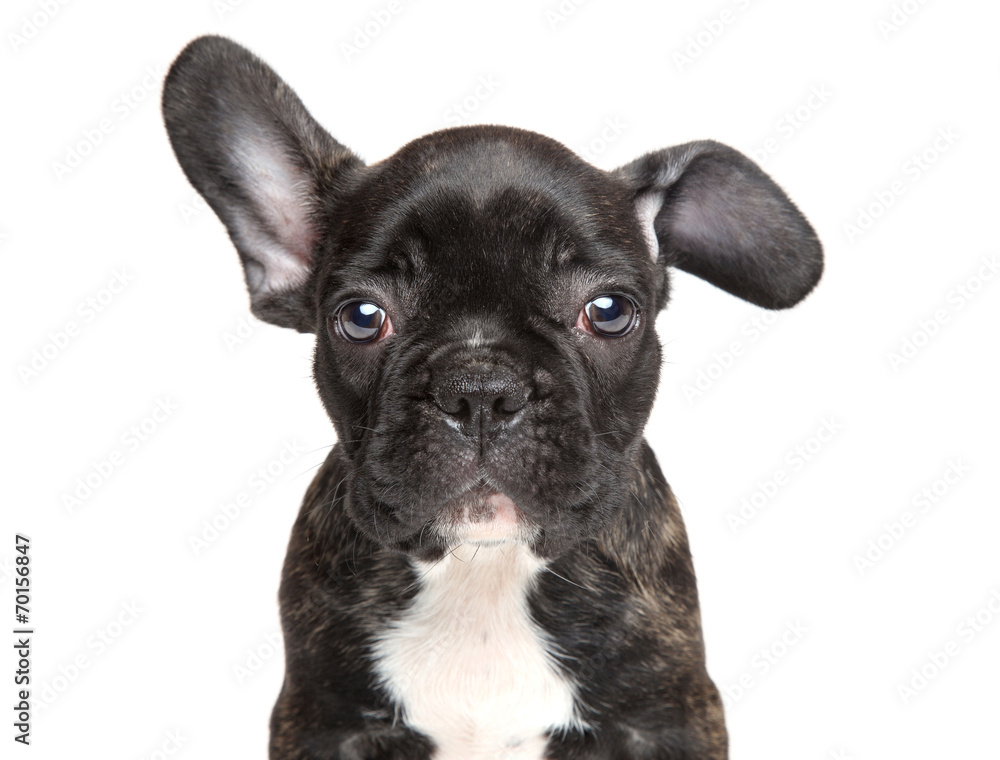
[163, 36, 822, 560]
[311, 127, 664, 560]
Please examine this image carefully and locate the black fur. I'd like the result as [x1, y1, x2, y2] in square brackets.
[162, 35, 822, 760]
[613, 143, 823, 309]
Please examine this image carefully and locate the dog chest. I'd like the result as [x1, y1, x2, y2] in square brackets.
[371, 545, 583, 760]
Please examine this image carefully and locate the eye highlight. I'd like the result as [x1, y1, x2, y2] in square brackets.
[578, 295, 638, 337]
[332, 300, 392, 343]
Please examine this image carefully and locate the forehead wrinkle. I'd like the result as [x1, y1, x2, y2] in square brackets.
[325, 272, 395, 304]
[377, 140, 603, 226]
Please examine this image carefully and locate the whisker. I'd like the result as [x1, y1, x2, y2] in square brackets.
[544, 565, 592, 592]
[304, 442, 338, 455]
[303, 473, 348, 518]
[403, 545, 460, 592]
[320, 478, 350, 561]
[349, 530, 360, 576]
[291, 459, 329, 482]
[593, 460, 643, 508]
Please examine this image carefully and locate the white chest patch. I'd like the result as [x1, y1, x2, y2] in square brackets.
[372, 544, 584, 760]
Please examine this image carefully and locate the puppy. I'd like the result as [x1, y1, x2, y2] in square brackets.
[163, 36, 821, 760]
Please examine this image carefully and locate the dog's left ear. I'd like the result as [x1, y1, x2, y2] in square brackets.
[614, 140, 822, 310]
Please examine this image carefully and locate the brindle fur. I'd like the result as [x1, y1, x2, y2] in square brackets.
[162, 35, 821, 760]
[270, 442, 725, 760]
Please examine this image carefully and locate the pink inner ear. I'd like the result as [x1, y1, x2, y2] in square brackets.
[672, 189, 749, 260]
[633, 192, 664, 260]
[230, 132, 316, 294]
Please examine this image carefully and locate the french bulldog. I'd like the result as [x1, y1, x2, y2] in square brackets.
[163, 35, 822, 760]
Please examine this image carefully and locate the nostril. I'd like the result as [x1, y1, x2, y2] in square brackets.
[435, 394, 471, 420]
[430, 366, 529, 434]
[493, 393, 525, 416]
[453, 397, 472, 421]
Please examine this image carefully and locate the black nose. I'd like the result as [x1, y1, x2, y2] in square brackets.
[431, 366, 529, 439]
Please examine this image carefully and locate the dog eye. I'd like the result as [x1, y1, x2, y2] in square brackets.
[333, 301, 391, 343]
[579, 295, 638, 337]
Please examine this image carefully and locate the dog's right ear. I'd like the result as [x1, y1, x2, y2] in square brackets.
[162, 35, 363, 333]
[614, 141, 822, 310]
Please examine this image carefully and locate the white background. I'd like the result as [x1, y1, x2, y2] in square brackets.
[2, 0, 998, 758]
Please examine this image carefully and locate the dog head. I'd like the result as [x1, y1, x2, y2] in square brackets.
[163, 36, 822, 560]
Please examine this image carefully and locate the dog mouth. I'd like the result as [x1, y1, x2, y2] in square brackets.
[433, 480, 537, 546]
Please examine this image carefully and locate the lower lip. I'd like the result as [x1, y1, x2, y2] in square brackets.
[451, 492, 522, 542]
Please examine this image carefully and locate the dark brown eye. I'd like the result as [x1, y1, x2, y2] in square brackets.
[334, 301, 390, 343]
[580, 295, 638, 337]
